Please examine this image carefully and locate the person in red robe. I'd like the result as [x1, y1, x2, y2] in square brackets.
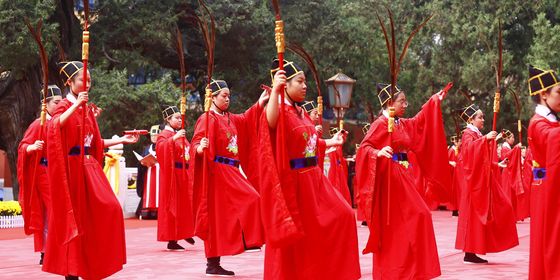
[526, 65, 560, 279]
[355, 123, 370, 225]
[136, 125, 161, 219]
[17, 85, 62, 265]
[447, 135, 461, 215]
[454, 104, 519, 264]
[499, 129, 522, 215]
[259, 59, 360, 279]
[517, 146, 532, 221]
[156, 106, 195, 250]
[191, 79, 266, 277]
[301, 101, 327, 171]
[356, 82, 451, 279]
[44, 61, 138, 280]
[326, 128, 352, 205]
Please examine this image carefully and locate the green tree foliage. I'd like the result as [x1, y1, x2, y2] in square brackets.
[2, 0, 560, 171]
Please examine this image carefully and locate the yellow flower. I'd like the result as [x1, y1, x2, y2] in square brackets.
[0, 201, 22, 216]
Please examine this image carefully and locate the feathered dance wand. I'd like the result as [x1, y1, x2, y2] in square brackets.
[271, 0, 288, 168]
[79, 0, 91, 165]
[193, 0, 216, 240]
[376, 8, 433, 225]
[286, 42, 323, 126]
[24, 18, 49, 235]
[174, 26, 188, 197]
[492, 22, 503, 131]
[509, 88, 523, 145]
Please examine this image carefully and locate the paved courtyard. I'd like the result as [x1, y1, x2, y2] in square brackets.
[0, 210, 530, 279]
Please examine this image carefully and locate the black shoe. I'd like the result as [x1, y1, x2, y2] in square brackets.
[463, 253, 488, 264]
[206, 265, 235, 277]
[185, 237, 195, 245]
[167, 241, 185, 251]
[452, 210, 459, 217]
[360, 221, 368, 227]
[65, 276, 79, 280]
[39, 252, 44, 265]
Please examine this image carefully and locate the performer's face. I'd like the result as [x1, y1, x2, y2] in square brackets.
[470, 111, 484, 130]
[506, 135, 515, 145]
[393, 92, 408, 117]
[309, 109, 319, 122]
[46, 96, 62, 115]
[212, 89, 230, 111]
[167, 113, 182, 130]
[150, 134, 158, 144]
[68, 69, 91, 95]
[286, 73, 307, 103]
[541, 85, 560, 112]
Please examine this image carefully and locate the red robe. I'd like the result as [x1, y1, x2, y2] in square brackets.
[356, 95, 450, 279]
[156, 128, 195, 241]
[528, 114, 560, 279]
[517, 148, 532, 221]
[44, 98, 126, 279]
[142, 144, 160, 211]
[454, 127, 518, 254]
[447, 145, 460, 211]
[191, 105, 264, 258]
[501, 145, 524, 220]
[17, 118, 51, 252]
[259, 104, 360, 280]
[326, 146, 351, 205]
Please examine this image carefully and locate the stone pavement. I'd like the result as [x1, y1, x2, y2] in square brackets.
[0, 210, 530, 279]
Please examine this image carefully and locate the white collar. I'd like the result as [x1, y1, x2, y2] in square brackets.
[502, 142, 512, 149]
[278, 95, 293, 106]
[211, 108, 225, 116]
[46, 112, 52, 121]
[66, 92, 78, 104]
[535, 104, 558, 123]
[164, 125, 175, 132]
[466, 124, 482, 135]
[382, 110, 399, 124]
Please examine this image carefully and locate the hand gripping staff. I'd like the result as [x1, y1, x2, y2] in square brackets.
[376, 9, 433, 225]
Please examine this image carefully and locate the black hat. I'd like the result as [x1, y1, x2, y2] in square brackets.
[528, 65, 560, 96]
[149, 125, 161, 136]
[208, 79, 228, 96]
[270, 58, 303, 82]
[302, 101, 317, 113]
[502, 129, 513, 139]
[41, 85, 62, 100]
[329, 127, 340, 137]
[376, 83, 401, 106]
[58, 61, 84, 85]
[459, 104, 481, 123]
[362, 123, 371, 135]
[162, 105, 180, 120]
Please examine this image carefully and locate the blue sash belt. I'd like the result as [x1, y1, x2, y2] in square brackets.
[392, 152, 408, 162]
[174, 162, 189, 169]
[214, 156, 240, 168]
[68, 146, 91, 156]
[290, 156, 318, 170]
[533, 168, 546, 180]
